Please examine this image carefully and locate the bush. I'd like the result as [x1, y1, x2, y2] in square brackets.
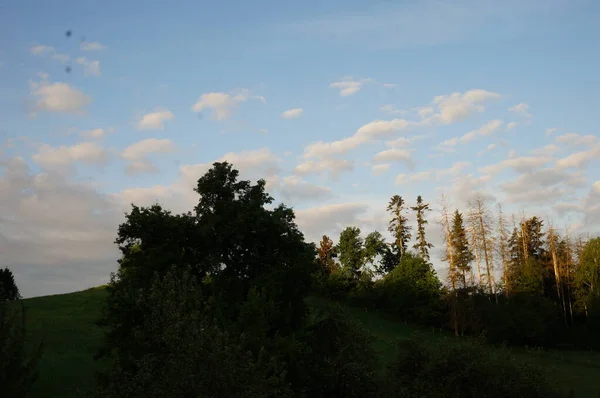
[482, 292, 563, 347]
[384, 336, 567, 398]
[292, 302, 380, 398]
[377, 253, 443, 325]
[94, 267, 292, 398]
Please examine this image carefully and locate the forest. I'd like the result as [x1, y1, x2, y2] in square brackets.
[2, 161, 600, 397]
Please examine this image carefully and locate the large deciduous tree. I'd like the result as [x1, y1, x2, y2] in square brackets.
[96, 161, 317, 388]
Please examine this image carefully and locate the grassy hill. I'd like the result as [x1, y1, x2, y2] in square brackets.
[20, 288, 600, 398]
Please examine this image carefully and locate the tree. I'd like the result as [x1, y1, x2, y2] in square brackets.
[575, 237, 600, 321]
[337, 227, 364, 280]
[411, 195, 433, 262]
[0, 268, 21, 301]
[450, 210, 474, 289]
[496, 204, 510, 295]
[0, 300, 43, 397]
[317, 235, 338, 274]
[467, 195, 495, 295]
[387, 195, 412, 262]
[364, 231, 387, 271]
[96, 162, 317, 386]
[439, 194, 457, 290]
[94, 267, 291, 398]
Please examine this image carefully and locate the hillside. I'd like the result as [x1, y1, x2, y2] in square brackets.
[20, 288, 600, 398]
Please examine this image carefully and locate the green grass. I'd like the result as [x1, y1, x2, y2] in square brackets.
[19, 289, 600, 397]
[22, 287, 108, 398]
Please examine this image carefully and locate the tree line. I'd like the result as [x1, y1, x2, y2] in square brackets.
[314, 192, 600, 347]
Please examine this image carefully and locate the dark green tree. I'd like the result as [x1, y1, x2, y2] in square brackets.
[387, 195, 412, 262]
[364, 231, 387, 269]
[450, 210, 474, 289]
[411, 195, 434, 262]
[94, 266, 291, 398]
[0, 301, 43, 397]
[0, 268, 21, 301]
[96, 162, 317, 389]
[337, 227, 364, 280]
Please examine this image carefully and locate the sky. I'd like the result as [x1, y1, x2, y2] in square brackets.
[1, 0, 599, 298]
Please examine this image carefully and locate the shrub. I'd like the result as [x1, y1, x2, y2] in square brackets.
[94, 267, 292, 398]
[293, 302, 380, 398]
[384, 336, 567, 398]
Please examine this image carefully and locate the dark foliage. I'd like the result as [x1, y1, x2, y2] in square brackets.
[290, 303, 380, 398]
[384, 337, 567, 398]
[0, 267, 21, 301]
[0, 300, 43, 398]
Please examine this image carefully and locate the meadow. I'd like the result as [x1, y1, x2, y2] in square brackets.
[21, 287, 600, 398]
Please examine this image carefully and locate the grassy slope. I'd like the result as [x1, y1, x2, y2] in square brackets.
[21, 289, 600, 398]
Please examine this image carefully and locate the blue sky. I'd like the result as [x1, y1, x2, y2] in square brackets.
[1, 0, 599, 297]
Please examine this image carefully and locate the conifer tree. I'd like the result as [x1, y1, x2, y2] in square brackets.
[450, 210, 474, 289]
[387, 195, 412, 262]
[411, 195, 433, 262]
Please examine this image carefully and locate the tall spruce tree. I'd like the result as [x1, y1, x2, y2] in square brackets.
[450, 210, 474, 289]
[411, 195, 433, 262]
[387, 195, 412, 262]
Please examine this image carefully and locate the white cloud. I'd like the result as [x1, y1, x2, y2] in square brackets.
[556, 144, 600, 169]
[29, 44, 69, 63]
[122, 138, 176, 176]
[430, 89, 501, 124]
[75, 57, 101, 77]
[499, 167, 587, 204]
[294, 158, 353, 179]
[380, 104, 407, 116]
[371, 163, 391, 176]
[530, 144, 561, 157]
[508, 102, 532, 117]
[477, 143, 497, 156]
[437, 161, 471, 178]
[295, 202, 370, 242]
[303, 89, 500, 160]
[279, 176, 332, 201]
[329, 77, 373, 96]
[32, 142, 108, 172]
[556, 133, 599, 147]
[81, 128, 110, 139]
[460, 119, 503, 143]
[191, 89, 265, 120]
[136, 109, 175, 130]
[479, 154, 554, 175]
[372, 148, 414, 168]
[545, 127, 559, 135]
[0, 157, 121, 297]
[80, 41, 107, 51]
[29, 76, 91, 115]
[506, 121, 518, 130]
[281, 108, 304, 119]
[30, 44, 54, 56]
